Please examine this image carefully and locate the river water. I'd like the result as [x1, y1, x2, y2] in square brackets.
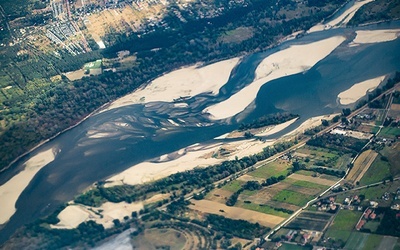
[1, 21, 400, 243]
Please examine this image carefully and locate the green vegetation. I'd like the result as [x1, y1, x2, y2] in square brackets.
[379, 127, 400, 139]
[329, 210, 362, 231]
[221, 180, 244, 193]
[206, 214, 270, 240]
[272, 190, 313, 207]
[288, 180, 329, 190]
[345, 232, 383, 250]
[359, 157, 391, 185]
[349, 0, 400, 26]
[307, 134, 368, 156]
[239, 113, 298, 131]
[248, 160, 291, 179]
[237, 201, 292, 218]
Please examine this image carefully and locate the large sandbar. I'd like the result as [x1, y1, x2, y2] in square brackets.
[338, 75, 386, 105]
[203, 36, 346, 120]
[102, 57, 240, 112]
[0, 148, 56, 225]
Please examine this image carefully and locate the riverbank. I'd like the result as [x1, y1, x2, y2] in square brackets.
[338, 75, 386, 105]
[0, 148, 56, 225]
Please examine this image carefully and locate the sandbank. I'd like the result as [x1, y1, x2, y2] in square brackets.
[349, 29, 400, 46]
[203, 36, 346, 120]
[0, 148, 56, 225]
[285, 114, 339, 137]
[308, 0, 374, 32]
[338, 75, 385, 105]
[101, 57, 240, 112]
[52, 201, 143, 229]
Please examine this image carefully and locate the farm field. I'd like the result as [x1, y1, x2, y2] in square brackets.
[344, 232, 383, 250]
[236, 201, 292, 218]
[287, 173, 338, 186]
[286, 211, 333, 231]
[359, 157, 391, 185]
[325, 210, 362, 242]
[221, 180, 244, 193]
[189, 199, 285, 228]
[379, 127, 400, 139]
[347, 150, 379, 184]
[247, 159, 291, 179]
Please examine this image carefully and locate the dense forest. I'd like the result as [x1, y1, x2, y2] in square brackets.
[0, 0, 348, 171]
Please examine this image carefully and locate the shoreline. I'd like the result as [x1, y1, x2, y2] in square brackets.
[338, 75, 386, 105]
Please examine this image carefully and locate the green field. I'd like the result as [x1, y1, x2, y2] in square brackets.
[379, 127, 400, 139]
[248, 160, 291, 179]
[272, 190, 313, 207]
[345, 232, 383, 250]
[237, 201, 291, 218]
[326, 210, 362, 242]
[279, 243, 312, 250]
[295, 146, 350, 170]
[360, 157, 391, 185]
[221, 180, 244, 192]
[289, 180, 329, 190]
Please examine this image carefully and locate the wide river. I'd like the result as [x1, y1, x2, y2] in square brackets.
[1, 20, 400, 243]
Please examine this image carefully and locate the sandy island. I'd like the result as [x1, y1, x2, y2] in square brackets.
[101, 57, 240, 112]
[349, 29, 400, 46]
[203, 36, 346, 120]
[0, 148, 56, 225]
[308, 0, 374, 33]
[338, 75, 386, 105]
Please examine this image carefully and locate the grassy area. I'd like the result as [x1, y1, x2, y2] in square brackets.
[360, 157, 391, 185]
[272, 190, 313, 207]
[290, 180, 329, 190]
[295, 146, 347, 170]
[221, 180, 244, 192]
[379, 127, 400, 139]
[328, 210, 362, 232]
[344, 232, 383, 250]
[325, 229, 353, 243]
[381, 142, 400, 177]
[237, 201, 291, 218]
[248, 160, 291, 179]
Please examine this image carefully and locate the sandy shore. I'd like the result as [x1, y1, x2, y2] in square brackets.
[203, 36, 346, 120]
[308, 0, 374, 32]
[255, 118, 299, 137]
[350, 29, 400, 46]
[52, 201, 143, 229]
[338, 75, 386, 105]
[101, 57, 240, 112]
[0, 148, 56, 225]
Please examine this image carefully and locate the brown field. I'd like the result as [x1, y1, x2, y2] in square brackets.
[391, 104, 400, 111]
[64, 69, 86, 81]
[263, 200, 301, 212]
[239, 182, 292, 204]
[356, 124, 374, 133]
[189, 200, 285, 228]
[346, 150, 378, 183]
[288, 173, 338, 186]
[205, 189, 233, 204]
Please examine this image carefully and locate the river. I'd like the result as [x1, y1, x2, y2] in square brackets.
[1, 20, 400, 243]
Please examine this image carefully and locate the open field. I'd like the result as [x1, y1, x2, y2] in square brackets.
[221, 180, 244, 193]
[272, 190, 314, 207]
[378, 236, 400, 250]
[189, 199, 285, 228]
[236, 201, 292, 218]
[247, 159, 291, 179]
[344, 232, 383, 250]
[325, 210, 362, 242]
[346, 150, 378, 184]
[359, 156, 391, 185]
[379, 127, 400, 139]
[131, 228, 187, 250]
[382, 142, 400, 176]
[205, 189, 233, 204]
[287, 173, 338, 186]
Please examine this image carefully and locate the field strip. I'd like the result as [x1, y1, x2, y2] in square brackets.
[288, 173, 337, 186]
[189, 200, 285, 228]
[346, 150, 378, 182]
[354, 151, 378, 183]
